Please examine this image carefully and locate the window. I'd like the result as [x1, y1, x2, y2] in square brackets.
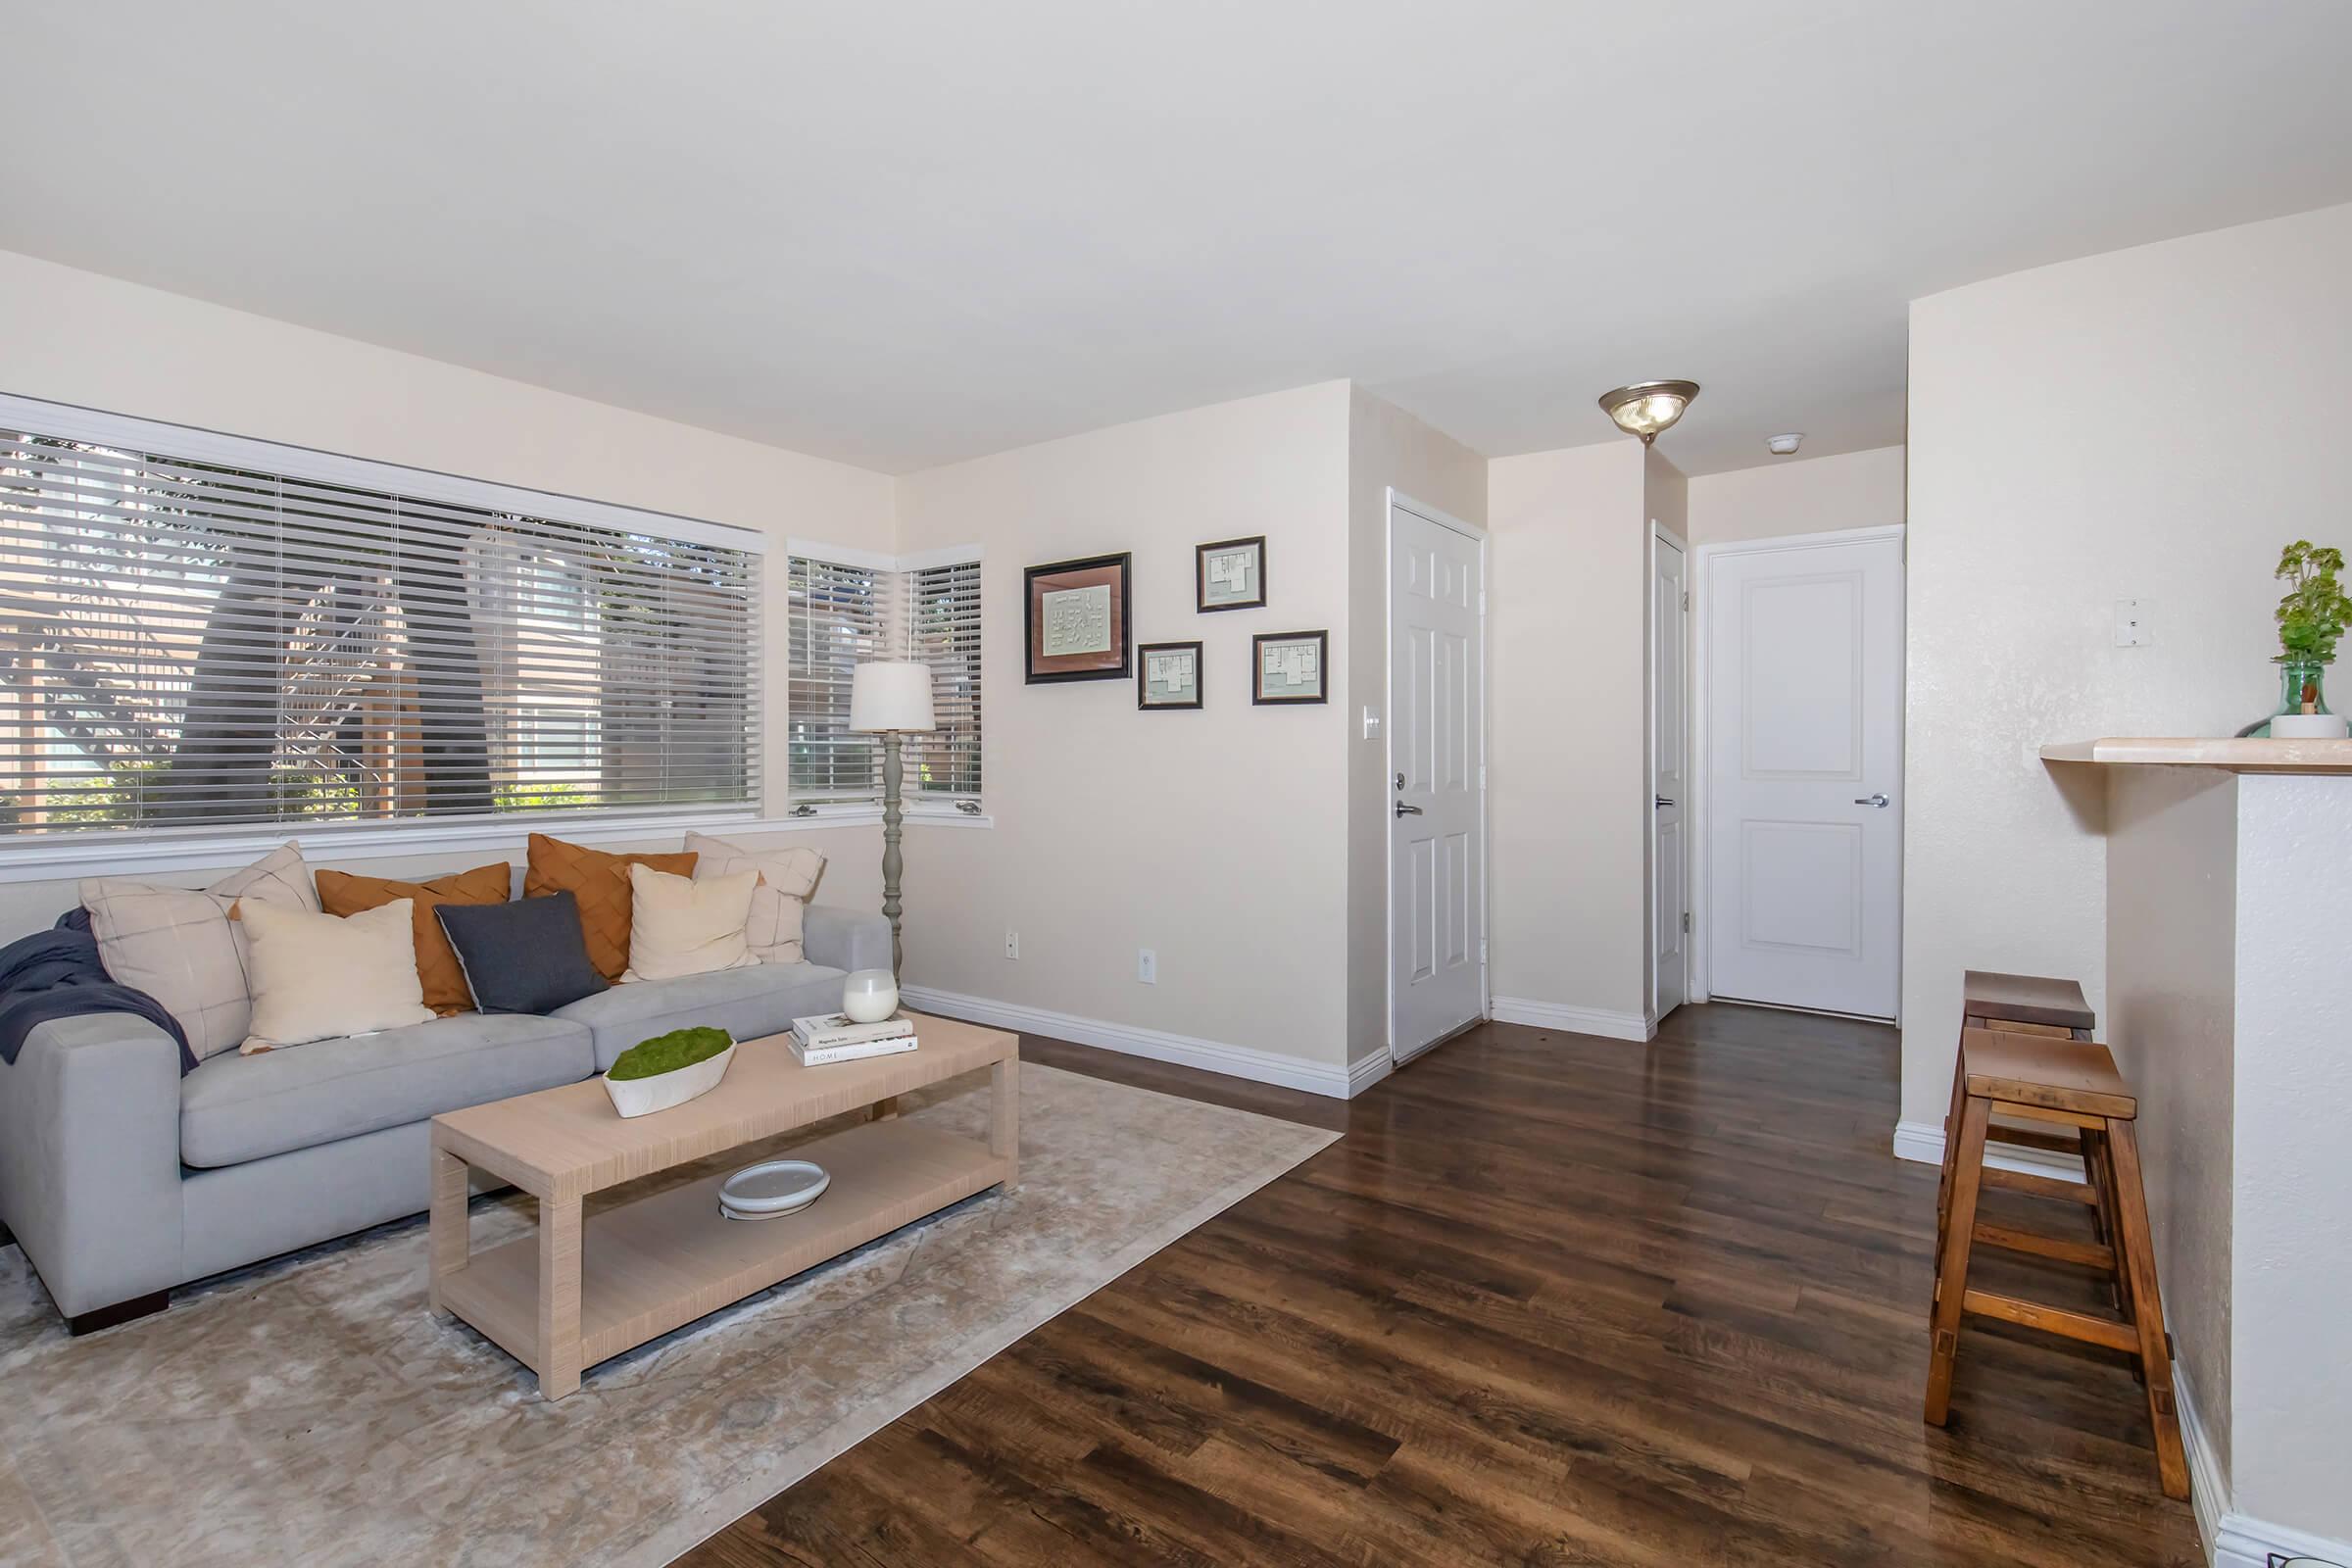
[786, 550, 982, 810]
[0, 401, 761, 838]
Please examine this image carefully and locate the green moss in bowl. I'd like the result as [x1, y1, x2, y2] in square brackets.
[608, 1026, 734, 1082]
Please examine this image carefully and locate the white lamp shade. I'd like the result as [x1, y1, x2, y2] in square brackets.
[850, 661, 936, 733]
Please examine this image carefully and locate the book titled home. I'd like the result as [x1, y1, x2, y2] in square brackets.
[787, 1031, 919, 1066]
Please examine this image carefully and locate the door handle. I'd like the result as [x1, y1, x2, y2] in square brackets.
[1395, 802, 1424, 817]
[1654, 796, 1676, 808]
[1855, 793, 1890, 808]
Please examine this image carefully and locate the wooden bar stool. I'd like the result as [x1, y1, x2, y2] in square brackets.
[1926, 1025, 2187, 1500]
[1933, 972, 2125, 1313]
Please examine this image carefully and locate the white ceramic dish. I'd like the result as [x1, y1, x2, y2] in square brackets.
[718, 1157, 830, 1220]
[602, 1042, 735, 1119]
[2269, 712, 2349, 738]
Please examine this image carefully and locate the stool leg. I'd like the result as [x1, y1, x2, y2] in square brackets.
[2102, 1118, 2188, 1500]
[1931, 1043, 1969, 1309]
[1925, 1093, 1991, 1427]
[2084, 1127, 2132, 1321]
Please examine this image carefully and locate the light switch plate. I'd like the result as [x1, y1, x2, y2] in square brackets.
[2114, 598, 2151, 647]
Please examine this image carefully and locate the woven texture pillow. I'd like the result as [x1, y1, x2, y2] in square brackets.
[80, 842, 319, 1060]
[523, 834, 697, 983]
[621, 864, 761, 983]
[684, 831, 825, 964]
[316, 863, 511, 1016]
[237, 898, 435, 1054]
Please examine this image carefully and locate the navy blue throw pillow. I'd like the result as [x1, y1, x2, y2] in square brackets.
[436, 891, 609, 1014]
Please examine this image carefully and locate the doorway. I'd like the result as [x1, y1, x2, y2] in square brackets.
[1695, 526, 1904, 1018]
[1388, 490, 1488, 1066]
[1650, 523, 1690, 1021]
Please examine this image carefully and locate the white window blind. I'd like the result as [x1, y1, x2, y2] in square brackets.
[0, 422, 760, 836]
[787, 552, 982, 808]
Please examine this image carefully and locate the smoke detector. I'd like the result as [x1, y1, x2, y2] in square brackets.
[1766, 433, 1804, 456]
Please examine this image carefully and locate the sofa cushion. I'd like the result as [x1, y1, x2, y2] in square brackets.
[237, 898, 436, 1054]
[436, 892, 609, 1014]
[179, 1013, 592, 1168]
[523, 833, 698, 982]
[553, 961, 847, 1070]
[685, 831, 825, 964]
[316, 862, 511, 1015]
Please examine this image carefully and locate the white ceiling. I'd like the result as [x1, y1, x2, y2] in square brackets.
[6, 1, 2350, 475]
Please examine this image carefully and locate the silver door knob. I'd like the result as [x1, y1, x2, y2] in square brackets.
[1395, 802, 1424, 817]
[1854, 793, 1890, 808]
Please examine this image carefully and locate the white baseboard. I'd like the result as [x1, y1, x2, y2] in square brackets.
[899, 985, 1365, 1100]
[1889, 1118, 2089, 1181]
[1489, 996, 1655, 1043]
[2177, 1371, 2351, 1568]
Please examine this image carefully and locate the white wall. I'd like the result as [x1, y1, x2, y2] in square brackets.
[1901, 200, 2352, 1132]
[1487, 440, 1650, 1026]
[0, 249, 897, 927]
[1345, 387, 1488, 1069]
[2104, 763, 2238, 1492]
[891, 382, 1360, 1079]
[1685, 444, 1904, 546]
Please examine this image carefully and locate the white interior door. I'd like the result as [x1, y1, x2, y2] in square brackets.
[1650, 528, 1689, 1019]
[1390, 497, 1486, 1063]
[1704, 532, 1902, 1018]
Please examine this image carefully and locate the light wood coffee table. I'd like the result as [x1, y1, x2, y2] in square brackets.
[427, 1012, 1017, 1398]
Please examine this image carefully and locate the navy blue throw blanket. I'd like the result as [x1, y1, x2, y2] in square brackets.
[0, 909, 196, 1075]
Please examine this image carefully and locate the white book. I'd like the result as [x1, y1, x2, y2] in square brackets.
[789, 1033, 918, 1066]
[790, 1011, 916, 1049]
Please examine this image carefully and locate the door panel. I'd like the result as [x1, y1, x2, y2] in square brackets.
[1391, 502, 1485, 1063]
[1706, 535, 1901, 1017]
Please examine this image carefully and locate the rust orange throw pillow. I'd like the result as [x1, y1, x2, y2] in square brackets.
[523, 834, 698, 983]
[316, 862, 512, 1016]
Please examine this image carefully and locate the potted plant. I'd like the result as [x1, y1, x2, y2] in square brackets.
[2253, 541, 2352, 738]
[603, 1026, 736, 1117]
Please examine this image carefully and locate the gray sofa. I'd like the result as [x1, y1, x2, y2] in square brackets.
[0, 902, 889, 1331]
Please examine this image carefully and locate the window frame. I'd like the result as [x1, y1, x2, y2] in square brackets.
[0, 392, 772, 881]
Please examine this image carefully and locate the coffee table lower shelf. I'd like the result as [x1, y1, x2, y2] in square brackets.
[435, 1117, 1009, 1391]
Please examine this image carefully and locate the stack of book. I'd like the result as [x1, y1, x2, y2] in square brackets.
[788, 1011, 918, 1065]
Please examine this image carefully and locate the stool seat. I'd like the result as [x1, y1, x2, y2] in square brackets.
[1961, 969, 2096, 1033]
[1963, 1027, 2136, 1120]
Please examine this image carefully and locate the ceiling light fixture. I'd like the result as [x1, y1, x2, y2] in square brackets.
[1767, 433, 1803, 456]
[1597, 379, 1700, 445]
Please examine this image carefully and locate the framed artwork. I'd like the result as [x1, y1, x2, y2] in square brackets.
[1252, 629, 1328, 706]
[1023, 552, 1132, 684]
[1196, 535, 1266, 612]
[1137, 641, 1202, 710]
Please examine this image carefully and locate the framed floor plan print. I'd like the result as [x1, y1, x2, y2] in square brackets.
[1252, 629, 1328, 705]
[1024, 552, 1132, 683]
[1138, 640, 1202, 710]
[1196, 535, 1266, 612]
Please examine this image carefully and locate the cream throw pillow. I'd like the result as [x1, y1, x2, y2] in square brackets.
[237, 898, 434, 1054]
[80, 842, 320, 1060]
[683, 831, 824, 964]
[621, 864, 760, 983]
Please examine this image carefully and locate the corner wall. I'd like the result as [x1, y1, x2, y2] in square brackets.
[1685, 445, 1905, 546]
[1487, 440, 1650, 1030]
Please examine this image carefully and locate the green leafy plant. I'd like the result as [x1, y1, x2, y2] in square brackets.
[607, 1026, 733, 1081]
[2275, 540, 2352, 664]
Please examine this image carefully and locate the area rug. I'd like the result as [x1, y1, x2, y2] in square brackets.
[0, 1063, 1337, 1568]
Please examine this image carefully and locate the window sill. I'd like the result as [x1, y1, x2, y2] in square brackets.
[0, 808, 898, 887]
[782, 806, 995, 831]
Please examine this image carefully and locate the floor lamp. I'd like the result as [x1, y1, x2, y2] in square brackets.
[849, 661, 935, 979]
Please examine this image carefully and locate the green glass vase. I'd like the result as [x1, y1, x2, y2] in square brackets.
[2241, 659, 2332, 737]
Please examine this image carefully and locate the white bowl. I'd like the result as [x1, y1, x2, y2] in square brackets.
[718, 1158, 830, 1219]
[2269, 712, 2349, 739]
[602, 1042, 734, 1118]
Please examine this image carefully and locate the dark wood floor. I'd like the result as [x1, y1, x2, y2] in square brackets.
[681, 1004, 2202, 1567]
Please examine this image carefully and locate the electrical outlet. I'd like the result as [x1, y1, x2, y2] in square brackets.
[1004, 929, 1019, 960]
[1136, 948, 1156, 984]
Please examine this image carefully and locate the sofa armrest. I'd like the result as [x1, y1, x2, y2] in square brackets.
[0, 1013, 184, 1318]
[802, 904, 892, 975]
